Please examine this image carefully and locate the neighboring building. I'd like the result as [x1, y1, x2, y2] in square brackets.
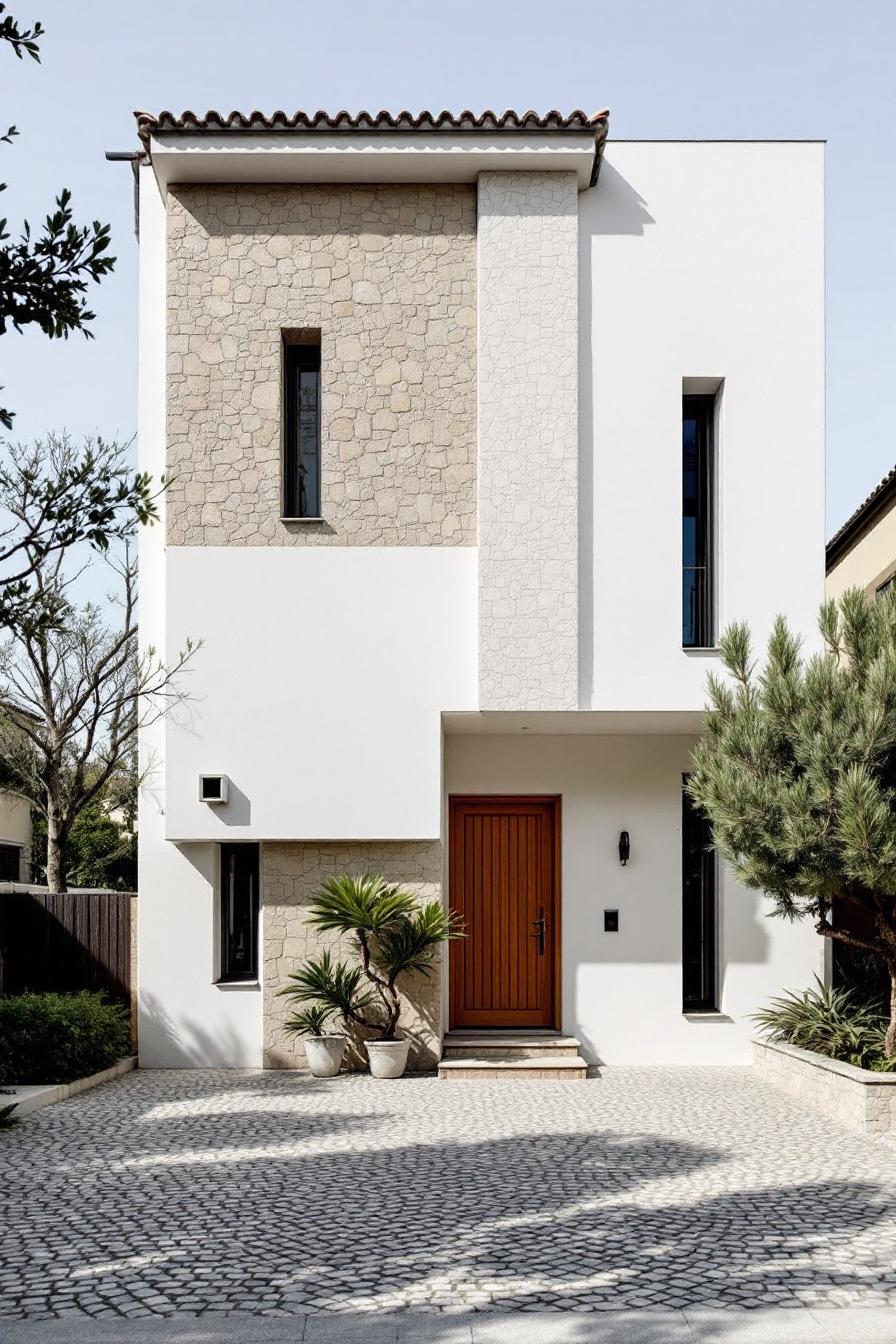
[0, 713, 35, 882]
[0, 790, 32, 883]
[827, 466, 896, 599]
[134, 109, 825, 1069]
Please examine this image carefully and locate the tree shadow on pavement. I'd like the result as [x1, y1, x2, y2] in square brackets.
[1, 1072, 893, 1328]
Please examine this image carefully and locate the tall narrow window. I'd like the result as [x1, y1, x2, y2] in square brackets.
[682, 780, 717, 1011]
[220, 843, 259, 982]
[682, 395, 715, 647]
[283, 332, 322, 518]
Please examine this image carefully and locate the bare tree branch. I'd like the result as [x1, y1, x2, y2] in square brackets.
[0, 542, 196, 891]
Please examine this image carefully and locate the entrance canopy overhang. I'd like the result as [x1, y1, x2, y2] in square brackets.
[442, 710, 705, 736]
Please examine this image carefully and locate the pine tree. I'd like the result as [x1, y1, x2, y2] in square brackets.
[688, 586, 896, 1056]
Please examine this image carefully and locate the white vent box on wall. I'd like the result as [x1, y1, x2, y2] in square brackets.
[199, 774, 229, 805]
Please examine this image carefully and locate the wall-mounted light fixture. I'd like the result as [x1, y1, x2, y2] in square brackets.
[618, 831, 630, 866]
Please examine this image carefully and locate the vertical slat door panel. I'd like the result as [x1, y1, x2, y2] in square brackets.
[449, 796, 559, 1029]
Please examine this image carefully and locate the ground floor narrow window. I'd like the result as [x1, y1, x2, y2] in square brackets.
[220, 843, 259, 982]
[682, 780, 717, 1010]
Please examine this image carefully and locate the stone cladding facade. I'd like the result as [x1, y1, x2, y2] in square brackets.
[476, 171, 580, 709]
[165, 184, 476, 547]
[262, 841, 443, 1071]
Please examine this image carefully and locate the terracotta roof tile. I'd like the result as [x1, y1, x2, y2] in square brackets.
[135, 107, 609, 144]
[827, 464, 896, 568]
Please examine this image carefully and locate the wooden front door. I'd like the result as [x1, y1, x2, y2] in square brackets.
[449, 795, 560, 1029]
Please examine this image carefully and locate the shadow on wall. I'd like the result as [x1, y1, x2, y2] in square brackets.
[212, 779, 251, 827]
[161, 693, 251, 827]
[177, 182, 476, 240]
[566, 885, 771, 969]
[141, 955, 441, 1075]
[139, 990, 258, 1069]
[591, 162, 656, 236]
[333, 965, 442, 1074]
[267, 949, 443, 1076]
[577, 162, 656, 703]
[10, 1074, 894, 1320]
[257, 977, 440, 1076]
[567, 883, 773, 1064]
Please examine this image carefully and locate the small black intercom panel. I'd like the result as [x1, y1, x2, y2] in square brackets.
[604, 909, 619, 933]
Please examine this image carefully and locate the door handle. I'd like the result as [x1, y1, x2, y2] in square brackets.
[530, 908, 546, 956]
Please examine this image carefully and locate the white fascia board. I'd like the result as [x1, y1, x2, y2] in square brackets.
[148, 131, 597, 190]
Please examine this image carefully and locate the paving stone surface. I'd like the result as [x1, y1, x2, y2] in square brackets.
[2, 1067, 896, 1321]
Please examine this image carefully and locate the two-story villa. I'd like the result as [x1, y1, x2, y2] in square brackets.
[133, 109, 825, 1071]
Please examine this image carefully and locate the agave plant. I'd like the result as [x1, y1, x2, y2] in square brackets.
[278, 874, 463, 1041]
[752, 977, 895, 1071]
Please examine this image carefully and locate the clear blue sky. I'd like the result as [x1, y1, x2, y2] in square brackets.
[3, 0, 895, 534]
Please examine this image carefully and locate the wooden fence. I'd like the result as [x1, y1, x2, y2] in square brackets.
[0, 887, 138, 1046]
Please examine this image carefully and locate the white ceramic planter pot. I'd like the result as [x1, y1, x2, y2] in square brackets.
[304, 1036, 346, 1078]
[366, 1039, 410, 1079]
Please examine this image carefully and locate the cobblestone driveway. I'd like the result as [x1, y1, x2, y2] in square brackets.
[2, 1067, 896, 1321]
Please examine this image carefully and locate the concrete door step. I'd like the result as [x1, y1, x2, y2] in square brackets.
[438, 1054, 587, 1079]
[442, 1031, 583, 1059]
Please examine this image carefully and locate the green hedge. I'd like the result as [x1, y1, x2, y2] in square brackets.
[0, 992, 130, 1085]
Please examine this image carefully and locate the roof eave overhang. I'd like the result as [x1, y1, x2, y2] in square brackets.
[147, 129, 604, 191]
[826, 476, 896, 571]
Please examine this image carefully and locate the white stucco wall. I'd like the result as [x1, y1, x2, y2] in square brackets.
[163, 546, 478, 842]
[139, 839, 264, 1067]
[477, 171, 579, 710]
[444, 733, 822, 1065]
[137, 169, 262, 1065]
[137, 139, 826, 1069]
[580, 142, 826, 710]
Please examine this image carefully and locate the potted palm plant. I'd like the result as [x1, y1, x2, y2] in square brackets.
[281, 993, 349, 1078]
[279, 874, 463, 1078]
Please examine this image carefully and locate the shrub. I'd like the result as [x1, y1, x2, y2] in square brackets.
[752, 978, 896, 1072]
[0, 992, 130, 1085]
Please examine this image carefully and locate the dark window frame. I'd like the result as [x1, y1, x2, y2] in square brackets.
[682, 394, 715, 648]
[0, 843, 21, 881]
[682, 778, 717, 1012]
[219, 843, 259, 983]
[282, 330, 322, 520]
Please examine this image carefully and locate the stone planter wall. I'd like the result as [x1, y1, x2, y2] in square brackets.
[753, 1039, 896, 1134]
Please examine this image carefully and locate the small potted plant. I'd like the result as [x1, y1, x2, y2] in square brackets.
[279, 875, 463, 1079]
[281, 997, 348, 1078]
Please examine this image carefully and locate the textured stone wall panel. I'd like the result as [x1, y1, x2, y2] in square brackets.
[262, 841, 443, 1070]
[166, 185, 476, 547]
[477, 172, 580, 709]
[753, 1039, 896, 1134]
